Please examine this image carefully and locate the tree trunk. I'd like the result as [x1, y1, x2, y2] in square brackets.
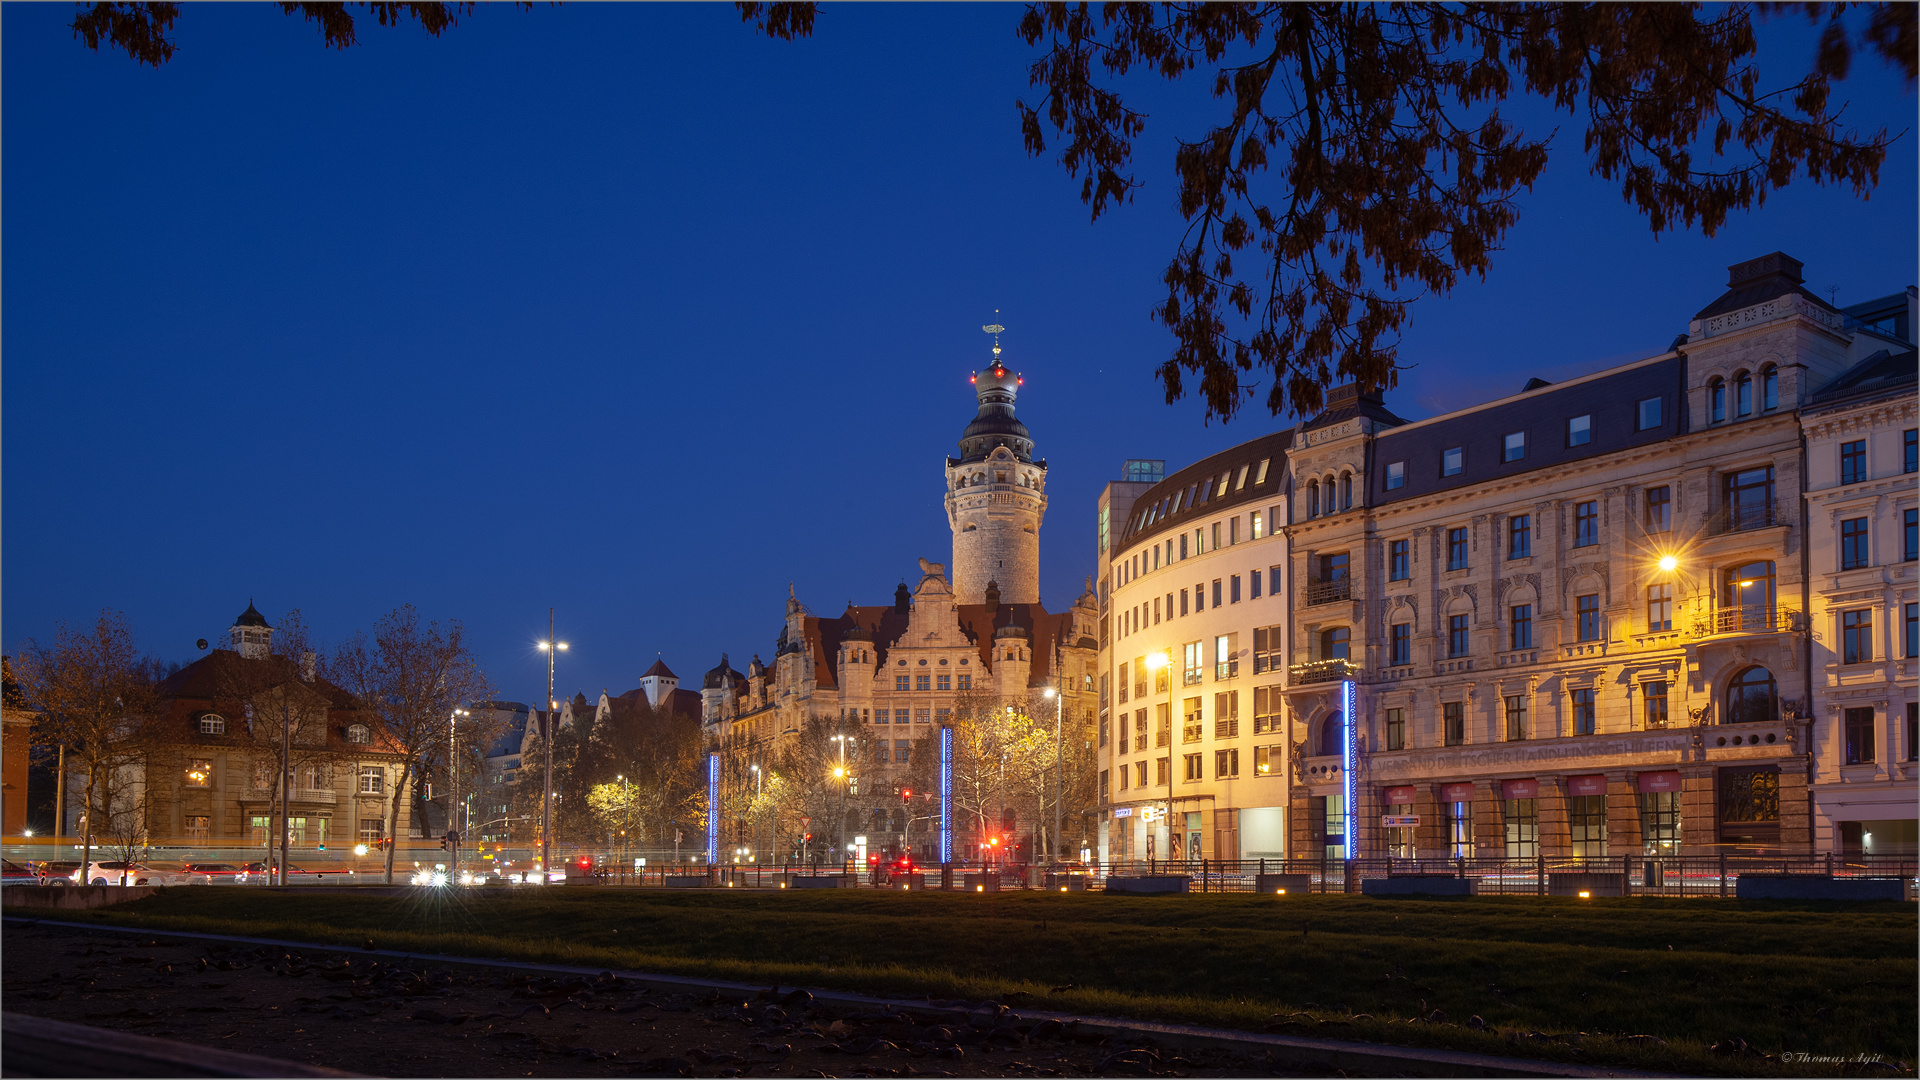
[384, 760, 411, 885]
[80, 766, 97, 885]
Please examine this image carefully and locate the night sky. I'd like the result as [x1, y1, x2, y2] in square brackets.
[5, 4, 1914, 706]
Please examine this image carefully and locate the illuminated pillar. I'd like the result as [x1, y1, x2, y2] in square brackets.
[939, 725, 954, 887]
[1340, 679, 1357, 861]
[706, 752, 720, 865]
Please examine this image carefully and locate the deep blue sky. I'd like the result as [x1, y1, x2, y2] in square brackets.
[5, 4, 1914, 706]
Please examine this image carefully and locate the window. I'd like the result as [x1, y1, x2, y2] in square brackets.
[1647, 584, 1672, 632]
[1155, 757, 1169, 786]
[1841, 439, 1867, 484]
[1504, 796, 1539, 858]
[1503, 431, 1525, 462]
[1447, 527, 1468, 570]
[1211, 579, 1222, 607]
[1906, 602, 1917, 658]
[915, 674, 931, 691]
[251, 815, 271, 846]
[1134, 660, 1147, 699]
[358, 766, 384, 795]
[1253, 686, 1283, 734]
[1443, 702, 1464, 746]
[1725, 666, 1776, 725]
[346, 723, 371, 744]
[1571, 688, 1596, 735]
[1340, 473, 1353, 509]
[1251, 627, 1283, 674]
[1510, 605, 1533, 649]
[1388, 539, 1409, 580]
[199, 714, 228, 736]
[1318, 713, 1344, 756]
[1725, 466, 1775, 530]
[1184, 754, 1203, 781]
[896, 709, 910, 723]
[1389, 623, 1411, 665]
[1134, 711, 1147, 752]
[1182, 640, 1204, 685]
[1254, 745, 1282, 775]
[1214, 634, 1237, 679]
[1906, 508, 1917, 561]
[895, 740, 912, 764]
[1099, 714, 1109, 747]
[1318, 551, 1349, 582]
[1637, 397, 1661, 430]
[359, 818, 384, 843]
[1567, 414, 1592, 446]
[1215, 748, 1240, 778]
[1568, 795, 1607, 858]
[1644, 681, 1669, 728]
[895, 675, 910, 691]
[1577, 594, 1601, 641]
[252, 761, 271, 791]
[1907, 429, 1918, 474]
[1842, 609, 1873, 664]
[1710, 378, 1726, 422]
[1840, 517, 1870, 569]
[1230, 517, 1241, 545]
[1250, 570, 1262, 599]
[1447, 799, 1472, 859]
[1735, 372, 1752, 416]
[1573, 500, 1599, 546]
[936, 674, 951, 691]
[1762, 366, 1778, 410]
[1508, 514, 1531, 558]
[1321, 627, 1350, 661]
[1844, 707, 1875, 765]
[1307, 480, 1319, 517]
[1448, 614, 1469, 657]
[1385, 708, 1405, 751]
[1504, 696, 1526, 741]
[1645, 486, 1671, 532]
[1639, 792, 1680, 854]
[1910, 703, 1918, 762]
[1182, 698, 1203, 743]
[184, 815, 210, 842]
[1385, 461, 1405, 489]
[1230, 575, 1242, 603]
[1442, 447, 1463, 476]
[185, 760, 212, 787]
[1156, 703, 1172, 746]
[957, 673, 971, 690]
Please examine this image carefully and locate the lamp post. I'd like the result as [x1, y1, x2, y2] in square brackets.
[1043, 685, 1062, 866]
[830, 733, 850, 869]
[536, 611, 569, 880]
[449, 707, 469, 874]
[617, 773, 630, 875]
[749, 763, 762, 863]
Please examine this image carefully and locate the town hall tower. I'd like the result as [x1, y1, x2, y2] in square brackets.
[945, 340, 1047, 605]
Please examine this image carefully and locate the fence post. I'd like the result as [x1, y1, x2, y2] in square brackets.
[1319, 852, 1327, 893]
[1200, 858, 1208, 893]
[1718, 850, 1728, 899]
[1537, 852, 1545, 896]
[1825, 850, 1833, 878]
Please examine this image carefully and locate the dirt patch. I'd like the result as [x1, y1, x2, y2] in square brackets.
[1, 923, 1347, 1078]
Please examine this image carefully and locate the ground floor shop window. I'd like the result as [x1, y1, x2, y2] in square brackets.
[1385, 797, 1414, 858]
[1717, 766, 1779, 848]
[1639, 791, 1681, 854]
[1183, 811, 1202, 862]
[250, 815, 270, 846]
[184, 815, 210, 843]
[1503, 798, 1538, 859]
[1323, 794, 1345, 859]
[1568, 795, 1607, 858]
[1446, 800, 1471, 859]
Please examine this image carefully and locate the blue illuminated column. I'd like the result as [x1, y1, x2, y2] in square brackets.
[1340, 679, 1356, 859]
[706, 752, 720, 864]
[938, 726, 954, 866]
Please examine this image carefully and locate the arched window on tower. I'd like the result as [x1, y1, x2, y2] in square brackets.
[1735, 371, 1753, 417]
[1307, 480, 1320, 517]
[1340, 472, 1353, 510]
[1761, 364, 1779, 410]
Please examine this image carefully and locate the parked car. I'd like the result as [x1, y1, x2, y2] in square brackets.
[1, 859, 44, 885]
[40, 861, 81, 885]
[81, 861, 185, 886]
[181, 862, 247, 884]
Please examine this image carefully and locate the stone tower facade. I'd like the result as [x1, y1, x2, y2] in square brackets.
[945, 347, 1047, 606]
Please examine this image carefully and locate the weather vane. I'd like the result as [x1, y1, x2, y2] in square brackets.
[982, 310, 1004, 358]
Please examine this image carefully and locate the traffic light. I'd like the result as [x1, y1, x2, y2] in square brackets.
[901, 788, 912, 802]
[439, 836, 449, 851]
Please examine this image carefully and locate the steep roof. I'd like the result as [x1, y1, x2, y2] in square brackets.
[797, 600, 1080, 692]
[1693, 250, 1841, 320]
[1807, 347, 1919, 409]
[641, 658, 677, 680]
[233, 601, 270, 628]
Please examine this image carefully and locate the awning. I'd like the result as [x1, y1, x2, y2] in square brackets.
[1637, 770, 1682, 794]
[1567, 774, 1608, 798]
[1501, 778, 1538, 800]
[1437, 782, 1476, 802]
[1382, 785, 1417, 804]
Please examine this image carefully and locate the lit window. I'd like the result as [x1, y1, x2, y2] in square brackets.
[1568, 414, 1592, 446]
[1647, 584, 1672, 631]
[1503, 432, 1525, 462]
[199, 714, 227, 735]
[346, 723, 371, 745]
[1442, 447, 1463, 476]
[185, 760, 213, 787]
[1254, 458, 1270, 484]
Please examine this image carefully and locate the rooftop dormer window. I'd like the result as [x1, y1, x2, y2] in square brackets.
[1442, 447, 1464, 476]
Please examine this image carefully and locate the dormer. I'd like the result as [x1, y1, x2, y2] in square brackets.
[1686, 252, 1856, 426]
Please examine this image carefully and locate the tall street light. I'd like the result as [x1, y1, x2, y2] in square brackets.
[749, 763, 762, 863]
[537, 610, 569, 880]
[450, 707, 469, 874]
[1043, 684, 1063, 867]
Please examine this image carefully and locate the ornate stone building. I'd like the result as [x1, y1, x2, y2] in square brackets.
[703, 347, 1100, 860]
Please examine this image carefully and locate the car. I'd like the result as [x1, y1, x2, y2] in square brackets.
[139, 861, 198, 886]
[181, 862, 247, 884]
[81, 860, 180, 886]
[242, 861, 351, 881]
[39, 861, 80, 886]
[1, 859, 44, 885]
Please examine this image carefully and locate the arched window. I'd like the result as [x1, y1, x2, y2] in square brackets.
[199, 714, 226, 735]
[1721, 560, 1777, 631]
[1710, 378, 1726, 423]
[1761, 364, 1778, 410]
[346, 723, 372, 745]
[1340, 472, 1353, 510]
[1319, 712, 1345, 756]
[1725, 666, 1776, 725]
[1307, 480, 1320, 517]
[1735, 371, 1752, 416]
[1320, 626, 1350, 661]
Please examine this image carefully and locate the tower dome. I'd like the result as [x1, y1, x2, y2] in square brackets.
[957, 357, 1033, 463]
[945, 337, 1047, 606]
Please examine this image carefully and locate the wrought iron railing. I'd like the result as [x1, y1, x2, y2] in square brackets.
[1690, 606, 1799, 636]
[1708, 502, 1788, 535]
[1289, 659, 1358, 685]
[1305, 578, 1352, 606]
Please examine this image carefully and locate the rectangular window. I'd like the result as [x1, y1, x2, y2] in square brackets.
[1568, 795, 1608, 858]
[1571, 688, 1596, 735]
[1182, 697, 1203, 743]
[1134, 710, 1147, 752]
[1156, 703, 1172, 747]
[1443, 702, 1464, 746]
[1179, 589, 1189, 616]
[1230, 575, 1242, 603]
[1907, 429, 1918, 474]
[358, 818, 384, 842]
[1117, 764, 1129, 790]
[1251, 511, 1264, 540]
[1510, 605, 1533, 650]
[1447, 800, 1472, 858]
[1505, 798, 1540, 858]
[936, 674, 952, 691]
[1182, 640, 1204, 685]
[1253, 686, 1283, 734]
[873, 741, 889, 765]
[1214, 748, 1239, 778]
[1646, 584, 1672, 631]
[1254, 745, 1281, 775]
[1229, 516, 1241, 545]
[1214, 634, 1238, 679]
[957, 673, 971, 690]
[1385, 461, 1406, 490]
[1448, 614, 1469, 658]
[1447, 527, 1468, 570]
[1269, 565, 1283, 597]
[185, 760, 212, 787]
[1442, 447, 1463, 476]
[1844, 707, 1875, 765]
[895, 675, 910, 691]
[1577, 594, 1602, 641]
[1099, 714, 1109, 747]
[915, 674, 931, 691]
[1503, 431, 1525, 462]
[184, 814, 210, 842]
[1639, 791, 1681, 854]
[1184, 753, 1203, 781]
[1840, 439, 1867, 484]
[1117, 662, 1128, 704]
[1842, 609, 1873, 664]
[1840, 517, 1870, 569]
[1211, 579, 1222, 608]
[1388, 539, 1409, 580]
[1573, 500, 1599, 546]
[1907, 508, 1918, 561]
[1212, 522, 1221, 549]
[1504, 695, 1526, 741]
[1568, 414, 1591, 446]
[358, 766, 383, 795]
[1385, 708, 1405, 751]
[895, 709, 910, 723]
[1155, 757, 1169, 787]
[1250, 570, 1262, 599]
[1389, 622, 1411, 666]
[1637, 397, 1662, 430]
[1508, 514, 1531, 558]
[1905, 602, 1917, 658]
[1213, 691, 1239, 739]
[895, 740, 912, 764]
[1135, 760, 1147, 788]
[1645, 486, 1671, 532]
[1644, 681, 1669, 728]
[1134, 659, 1147, 699]
[1910, 702, 1918, 762]
[1251, 627, 1279, 674]
[915, 707, 932, 723]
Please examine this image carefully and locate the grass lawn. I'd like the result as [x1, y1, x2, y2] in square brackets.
[69, 887, 1916, 1076]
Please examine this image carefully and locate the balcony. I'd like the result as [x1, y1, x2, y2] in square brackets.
[1289, 659, 1358, 686]
[1707, 503, 1789, 536]
[1561, 641, 1609, 660]
[1690, 606, 1802, 637]
[291, 788, 336, 805]
[1305, 578, 1352, 606]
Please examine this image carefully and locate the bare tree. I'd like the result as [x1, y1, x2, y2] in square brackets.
[14, 611, 161, 884]
[330, 606, 493, 884]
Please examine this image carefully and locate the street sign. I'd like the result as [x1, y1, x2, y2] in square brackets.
[1381, 815, 1420, 827]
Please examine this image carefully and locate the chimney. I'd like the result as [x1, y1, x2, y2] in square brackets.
[300, 651, 316, 682]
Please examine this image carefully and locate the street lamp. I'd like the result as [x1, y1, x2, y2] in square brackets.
[1145, 651, 1172, 864]
[450, 707, 469, 874]
[1043, 685, 1063, 867]
[749, 763, 762, 863]
[536, 611, 569, 879]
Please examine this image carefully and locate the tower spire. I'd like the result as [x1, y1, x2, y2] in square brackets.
[983, 312, 1004, 358]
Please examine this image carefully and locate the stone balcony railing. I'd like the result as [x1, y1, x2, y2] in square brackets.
[1305, 578, 1352, 606]
[1289, 659, 1358, 686]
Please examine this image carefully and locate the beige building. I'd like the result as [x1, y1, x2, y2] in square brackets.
[1798, 296, 1918, 856]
